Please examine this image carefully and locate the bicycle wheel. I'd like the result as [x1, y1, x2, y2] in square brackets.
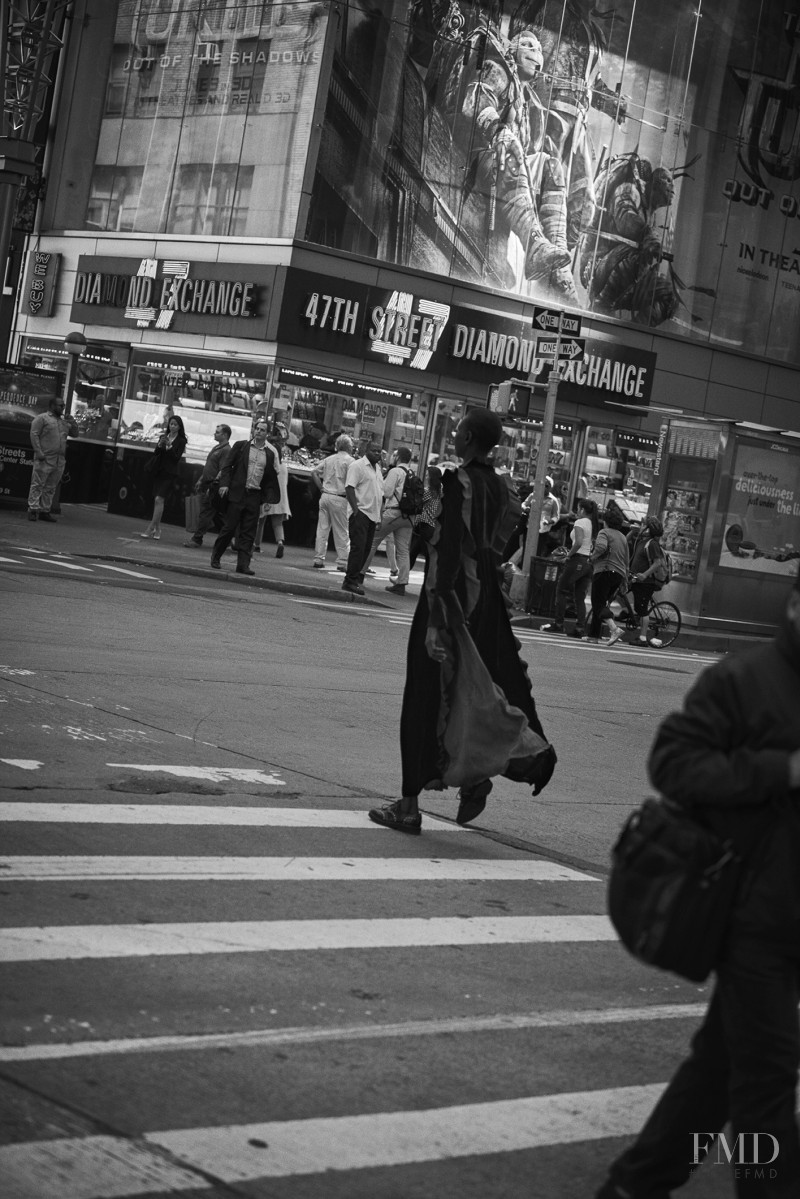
[647, 599, 681, 648]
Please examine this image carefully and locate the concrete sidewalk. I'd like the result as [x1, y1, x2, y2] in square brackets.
[0, 503, 770, 653]
[0, 503, 411, 609]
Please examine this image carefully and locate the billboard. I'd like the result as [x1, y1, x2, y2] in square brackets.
[65, 1, 330, 241]
[306, 0, 800, 366]
[717, 439, 800, 579]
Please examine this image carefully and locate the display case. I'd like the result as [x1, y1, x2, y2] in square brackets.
[660, 459, 716, 582]
[117, 351, 270, 466]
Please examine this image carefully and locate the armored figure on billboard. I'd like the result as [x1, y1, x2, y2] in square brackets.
[509, 0, 628, 249]
[578, 153, 679, 325]
[442, 23, 575, 294]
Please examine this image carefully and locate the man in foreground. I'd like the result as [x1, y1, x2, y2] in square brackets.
[597, 567, 800, 1198]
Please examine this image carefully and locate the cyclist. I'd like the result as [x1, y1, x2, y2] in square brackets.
[628, 515, 666, 647]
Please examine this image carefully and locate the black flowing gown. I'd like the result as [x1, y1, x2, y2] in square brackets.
[400, 460, 554, 797]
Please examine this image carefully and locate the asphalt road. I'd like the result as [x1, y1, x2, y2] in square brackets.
[0, 563, 730, 1198]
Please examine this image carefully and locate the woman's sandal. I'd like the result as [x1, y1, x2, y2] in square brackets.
[456, 779, 493, 826]
[368, 800, 421, 835]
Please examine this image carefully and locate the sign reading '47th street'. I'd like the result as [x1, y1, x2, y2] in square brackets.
[532, 306, 582, 336]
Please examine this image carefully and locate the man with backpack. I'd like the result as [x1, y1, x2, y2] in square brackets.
[361, 447, 424, 596]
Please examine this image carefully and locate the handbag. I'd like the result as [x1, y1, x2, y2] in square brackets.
[185, 492, 202, 533]
[439, 622, 551, 788]
[608, 796, 742, 982]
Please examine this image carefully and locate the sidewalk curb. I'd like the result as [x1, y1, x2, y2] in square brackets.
[72, 552, 396, 607]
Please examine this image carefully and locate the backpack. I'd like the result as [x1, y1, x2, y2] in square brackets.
[647, 538, 672, 588]
[397, 466, 426, 518]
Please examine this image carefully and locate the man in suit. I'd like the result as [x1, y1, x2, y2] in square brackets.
[211, 419, 279, 575]
[184, 422, 232, 547]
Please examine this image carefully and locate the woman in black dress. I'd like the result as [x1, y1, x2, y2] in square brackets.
[369, 408, 556, 833]
[141, 414, 187, 539]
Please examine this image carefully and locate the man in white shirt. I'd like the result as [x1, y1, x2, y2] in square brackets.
[539, 475, 561, 533]
[361, 446, 415, 595]
[342, 442, 383, 595]
[311, 434, 354, 570]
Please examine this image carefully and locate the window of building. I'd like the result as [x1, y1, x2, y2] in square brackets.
[86, 167, 144, 232]
[166, 164, 253, 237]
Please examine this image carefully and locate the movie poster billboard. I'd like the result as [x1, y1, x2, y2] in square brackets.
[717, 440, 800, 579]
[70, 0, 329, 240]
[306, 0, 800, 366]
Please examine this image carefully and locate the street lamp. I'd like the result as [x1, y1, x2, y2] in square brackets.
[62, 329, 87, 416]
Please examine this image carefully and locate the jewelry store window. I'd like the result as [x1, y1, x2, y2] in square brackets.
[272, 371, 422, 473]
[18, 337, 128, 445]
[118, 352, 270, 465]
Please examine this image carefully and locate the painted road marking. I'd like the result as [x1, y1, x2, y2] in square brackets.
[0, 555, 22, 563]
[0, 915, 615, 962]
[93, 564, 161, 580]
[23, 556, 93, 571]
[0, 856, 598, 883]
[0, 802, 465, 828]
[106, 764, 285, 785]
[0, 1084, 669, 1196]
[0, 760, 43, 771]
[287, 600, 717, 663]
[0, 1004, 706, 1063]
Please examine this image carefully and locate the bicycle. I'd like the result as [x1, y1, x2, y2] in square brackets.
[611, 580, 682, 648]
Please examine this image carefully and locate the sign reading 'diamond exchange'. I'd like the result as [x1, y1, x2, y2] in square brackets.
[70, 256, 274, 340]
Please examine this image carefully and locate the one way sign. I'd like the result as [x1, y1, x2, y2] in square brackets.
[536, 336, 586, 360]
[532, 306, 582, 336]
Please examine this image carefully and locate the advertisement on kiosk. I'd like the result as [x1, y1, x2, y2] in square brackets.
[717, 440, 800, 580]
[0, 365, 63, 502]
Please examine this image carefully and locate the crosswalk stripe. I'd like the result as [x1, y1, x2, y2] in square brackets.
[0, 1004, 706, 1063]
[0, 1084, 668, 1196]
[93, 564, 161, 580]
[23, 556, 93, 571]
[0, 802, 465, 828]
[106, 764, 286, 784]
[0, 915, 616, 962]
[0, 856, 599, 882]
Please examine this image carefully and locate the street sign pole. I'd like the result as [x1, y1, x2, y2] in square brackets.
[506, 305, 582, 617]
[521, 359, 561, 579]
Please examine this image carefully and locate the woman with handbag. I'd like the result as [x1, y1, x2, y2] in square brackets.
[368, 408, 556, 834]
[140, 414, 187, 539]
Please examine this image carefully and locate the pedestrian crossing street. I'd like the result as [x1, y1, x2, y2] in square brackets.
[0, 787, 720, 1199]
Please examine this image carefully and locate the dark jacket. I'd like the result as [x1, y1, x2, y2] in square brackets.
[648, 618, 800, 946]
[198, 441, 230, 488]
[149, 432, 186, 479]
[220, 439, 280, 504]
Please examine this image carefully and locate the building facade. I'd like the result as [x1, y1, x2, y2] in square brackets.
[6, 0, 800, 632]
